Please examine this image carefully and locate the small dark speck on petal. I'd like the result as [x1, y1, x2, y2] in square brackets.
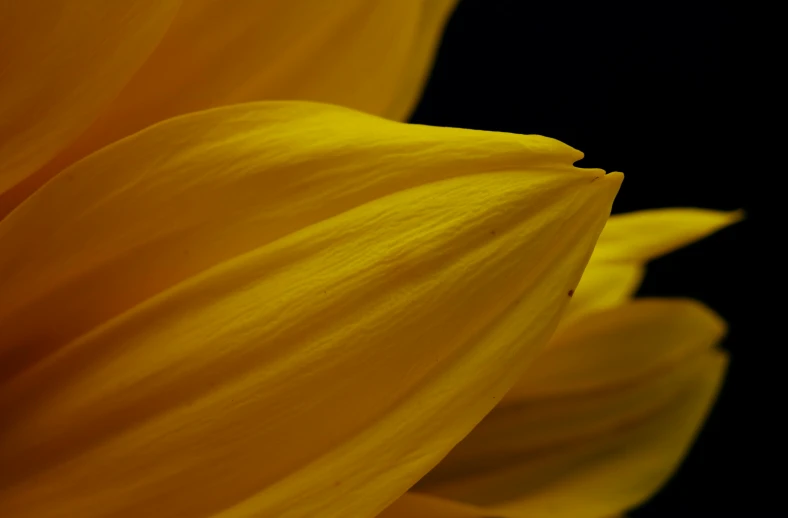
[567, 289, 575, 297]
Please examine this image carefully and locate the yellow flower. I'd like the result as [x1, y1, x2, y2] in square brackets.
[381, 209, 741, 518]
[0, 5, 621, 511]
[0, 2, 734, 517]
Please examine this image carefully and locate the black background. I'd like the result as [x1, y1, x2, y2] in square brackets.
[412, 1, 772, 516]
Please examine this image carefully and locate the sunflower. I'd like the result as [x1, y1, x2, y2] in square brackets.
[0, 2, 734, 517]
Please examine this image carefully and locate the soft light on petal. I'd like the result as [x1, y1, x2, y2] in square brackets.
[0, 102, 620, 517]
[416, 300, 727, 518]
[503, 299, 725, 401]
[591, 208, 743, 263]
[1, 1, 457, 218]
[482, 351, 726, 518]
[0, 101, 604, 371]
[379, 493, 484, 518]
[0, 0, 179, 195]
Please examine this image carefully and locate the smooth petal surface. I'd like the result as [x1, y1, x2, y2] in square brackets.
[0, 1, 457, 218]
[0, 0, 180, 194]
[560, 208, 741, 324]
[417, 301, 727, 518]
[380, 494, 626, 518]
[439, 351, 726, 518]
[503, 299, 726, 401]
[591, 208, 743, 263]
[379, 493, 484, 518]
[0, 101, 620, 517]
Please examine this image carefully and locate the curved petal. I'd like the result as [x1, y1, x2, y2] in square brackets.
[418, 348, 727, 518]
[503, 298, 725, 401]
[379, 493, 484, 518]
[0, 102, 620, 517]
[0, 100, 597, 373]
[382, 492, 625, 518]
[0, 0, 180, 195]
[1, 1, 457, 219]
[592, 208, 743, 263]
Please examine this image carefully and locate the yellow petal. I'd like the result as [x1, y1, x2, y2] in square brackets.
[0, 100, 596, 371]
[0, 102, 620, 517]
[0, 0, 180, 195]
[558, 208, 740, 326]
[561, 208, 742, 329]
[503, 299, 725, 401]
[418, 347, 727, 518]
[379, 493, 484, 518]
[591, 208, 743, 263]
[1, 1, 457, 219]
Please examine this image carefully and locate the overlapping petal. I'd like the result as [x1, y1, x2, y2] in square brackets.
[0, 0, 458, 217]
[0, 101, 620, 517]
[562, 208, 742, 323]
[505, 299, 726, 400]
[412, 299, 727, 518]
[0, 0, 180, 194]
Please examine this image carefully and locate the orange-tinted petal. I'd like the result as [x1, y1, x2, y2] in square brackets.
[380, 493, 484, 518]
[1, 0, 459, 220]
[0, 0, 179, 194]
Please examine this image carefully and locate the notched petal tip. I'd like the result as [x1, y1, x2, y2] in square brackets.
[586, 171, 623, 208]
[599, 171, 624, 188]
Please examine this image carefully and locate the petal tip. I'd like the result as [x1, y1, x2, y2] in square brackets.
[604, 171, 624, 186]
[592, 171, 624, 199]
[728, 208, 746, 224]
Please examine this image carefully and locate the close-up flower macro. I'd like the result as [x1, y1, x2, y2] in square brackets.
[1, 1, 762, 517]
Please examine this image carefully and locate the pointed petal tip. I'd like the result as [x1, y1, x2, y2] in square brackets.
[593, 206, 742, 264]
[690, 207, 746, 226]
[729, 208, 746, 223]
[603, 171, 624, 187]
